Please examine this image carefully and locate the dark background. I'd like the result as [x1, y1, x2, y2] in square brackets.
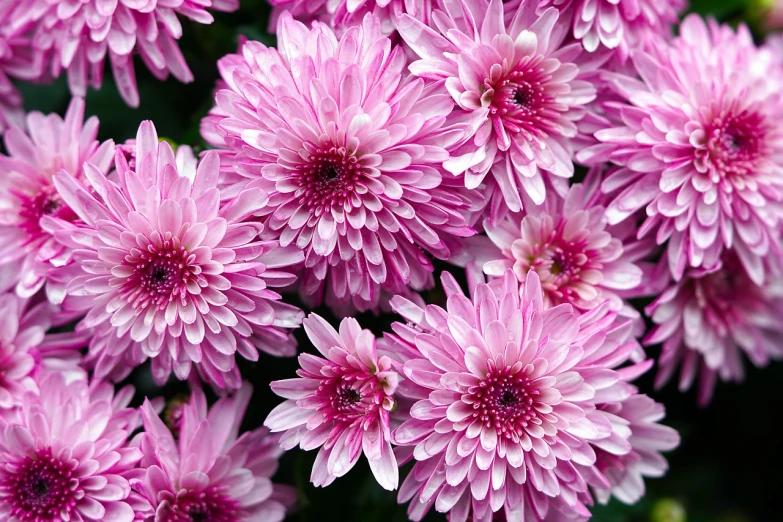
[21, 0, 782, 521]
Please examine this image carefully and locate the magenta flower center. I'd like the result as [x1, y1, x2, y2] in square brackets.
[121, 236, 204, 310]
[702, 110, 766, 178]
[296, 146, 362, 215]
[2, 448, 77, 521]
[513, 234, 594, 303]
[157, 487, 240, 522]
[468, 366, 541, 439]
[317, 371, 388, 426]
[15, 187, 67, 238]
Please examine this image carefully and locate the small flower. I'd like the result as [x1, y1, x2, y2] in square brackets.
[388, 269, 667, 521]
[578, 15, 783, 284]
[645, 253, 783, 405]
[0, 97, 114, 299]
[45, 121, 304, 390]
[0, 372, 141, 522]
[135, 383, 294, 522]
[21, 0, 239, 107]
[202, 13, 478, 312]
[265, 314, 400, 491]
[398, 0, 603, 220]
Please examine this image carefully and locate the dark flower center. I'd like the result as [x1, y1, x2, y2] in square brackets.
[2, 447, 76, 520]
[294, 146, 362, 214]
[157, 487, 240, 522]
[704, 110, 767, 177]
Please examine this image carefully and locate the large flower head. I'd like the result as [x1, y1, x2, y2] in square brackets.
[201, 13, 478, 312]
[44, 121, 304, 390]
[135, 383, 294, 522]
[645, 253, 783, 405]
[265, 314, 400, 490]
[535, 0, 686, 58]
[16, 0, 239, 107]
[0, 373, 141, 522]
[0, 293, 87, 410]
[398, 0, 602, 220]
[578, 15, 783, 285]
[0, 97, 114, 299]
[387, 269, 673, 521]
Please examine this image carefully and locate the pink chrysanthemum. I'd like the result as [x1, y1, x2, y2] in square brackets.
[201, 13, 478, 312]
[0, 372, 141, 522]
[0, 293, 87, 410]
[17, 0, 239, 107]
[578, 15, 783, 285]
[645, 253, 783, 405]
[268, 0, 433, 35]
[593, 395, 679, 505]
[265, 314, 400, 490]
[387, 269, 670, 521]
[536, 0, 686, 58]
[0, 97, 114, 299]
[134, 383, 295, 522]
[44, 121, 304, 390]
[398, 0, 602, 220]
[472, 169, 648, 318]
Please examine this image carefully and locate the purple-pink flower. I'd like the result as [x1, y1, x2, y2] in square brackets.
[387, 269, 673, 521]
[201, 13, 478, 312]
[44, 121, 304, 390]
[134, 383, 294, 522]
[265, 314, 400, 490]
[0, 97, 114, 299]
[536, 0, 686, 58]
[398, 0, 603, 220]
[16, 0, 239, 107]
[645, 254, 783, 405]
[579, 15, 783, 285]
[0, 372, 141, 522]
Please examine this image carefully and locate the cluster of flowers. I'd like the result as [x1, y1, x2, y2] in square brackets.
[0, 0, 781, 520]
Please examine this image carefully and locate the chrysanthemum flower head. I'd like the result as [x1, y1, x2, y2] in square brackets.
[265, 314, 400, 491]
[19, 0, 239, 107]
[201, 12, 479, 312]
[0, 97, 114, 299]
[398, 0, 603, 221]
[44, 121, 304, 390]
[387, 269, 673, 521]
[645, 253, 783, 405]
[535, 0, 686, 58]
[0, 372, 141, 522]
[578, 15, 783, 285]
[135, 383, 294, 522]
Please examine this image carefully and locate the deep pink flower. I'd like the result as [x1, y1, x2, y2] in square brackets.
[44, 121, 304, 390]
[265, 314, 400, 490]
[0, 97, 114, 299]
[201, 13, 478, 312]
[645, 253, 783, 405]
[16, 0, 239, 107]
[0, 372, 141, 522]
[398, 0, 604, 220]
[387, 269, 668, 521]
[0, 292, 87, 410]
[578, 15, 783, 285]
[536, 0, 686, 58]
[268, 0, 433, 35]
[134, 383, 294, 522]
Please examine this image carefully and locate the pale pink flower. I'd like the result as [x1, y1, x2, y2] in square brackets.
[388, 269, 664, 521]
[134, 383, 294, 522]
[265, 314, 400, 490]
[645, 253, 783, 405]
[44, 121, 304, 390]
[593, 395, 680, 505]
[0, 97, 114, 300]
[17, 0, 239, 107]
[398, 0, 604, 221]
[0, 372, 141, 522]
[0, 292, 87, 410]
[201, 13, 478, 312]
[578, 15, 783, 285]
[536, 0, 686, 58]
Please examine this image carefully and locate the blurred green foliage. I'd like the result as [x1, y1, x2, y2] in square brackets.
[16, 0, 783, 521]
